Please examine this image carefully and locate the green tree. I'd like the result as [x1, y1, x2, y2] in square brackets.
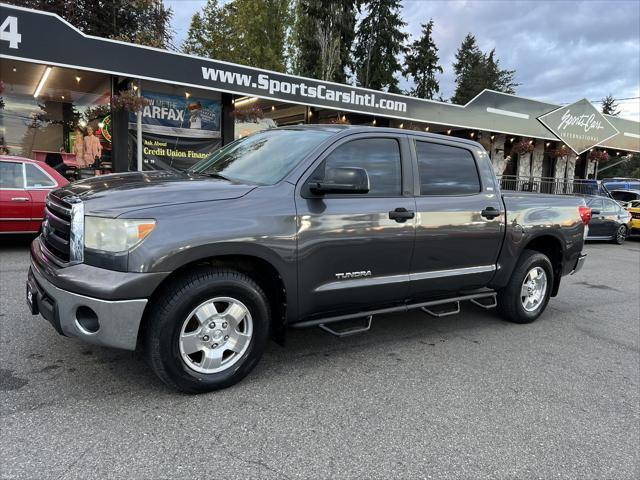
[452, 33, 517, 104]
[5, 0, 173, 48]
[484, 49, 517, 95]
[601, 94, 620, 116]
[352, 0, 408, 92]
[403, 19, 442, 99]
[291, 0, 359, 82]
[183, 0, 291, 72]
[183, 0, 236, 61]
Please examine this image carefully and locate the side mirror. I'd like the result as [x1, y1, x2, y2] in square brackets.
[309, 167, 370, 195]
[591, 209, 600, 215]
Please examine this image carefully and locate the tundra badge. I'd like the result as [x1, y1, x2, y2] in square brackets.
[335, 271, 372, 280]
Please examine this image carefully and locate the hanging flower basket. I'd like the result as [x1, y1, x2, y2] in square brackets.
[511, 140, 535, 155]
[589, 150, 609, 162]
[233, 105, 264, 122]
[111, 89, 150, 112]
[553, 145, 570, 157]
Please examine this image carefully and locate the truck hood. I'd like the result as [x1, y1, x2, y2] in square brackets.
[53, 171, 256, 217]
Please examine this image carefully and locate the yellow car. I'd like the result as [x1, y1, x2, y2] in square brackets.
[628, 200, 640, 235]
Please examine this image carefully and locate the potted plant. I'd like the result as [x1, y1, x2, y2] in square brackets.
[589, 150, 609, 162]
[111, 89, 150, 112]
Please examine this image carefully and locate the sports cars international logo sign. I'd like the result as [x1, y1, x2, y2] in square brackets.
[538, 98, 619, 154]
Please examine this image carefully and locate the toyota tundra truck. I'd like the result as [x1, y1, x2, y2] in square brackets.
[27, 126, 590, 393]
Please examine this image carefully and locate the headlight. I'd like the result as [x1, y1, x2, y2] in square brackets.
[84, 217, 156, 253]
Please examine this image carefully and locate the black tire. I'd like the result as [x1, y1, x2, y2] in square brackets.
[497, 250, 553, 324]
[613, 225, 627, 245]
[143, 267, 270, 393]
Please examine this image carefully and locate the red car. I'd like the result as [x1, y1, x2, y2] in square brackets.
[0, 156, 69, 234]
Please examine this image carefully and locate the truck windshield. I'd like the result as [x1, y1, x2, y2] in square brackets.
[189, 129, 332, 185]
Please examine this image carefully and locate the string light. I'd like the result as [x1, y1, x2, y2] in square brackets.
[400, 123, 404, 128]
[372, 118, 377, 125]
[271, 105, 276, 111]
[185, 92, 191, 99]
[546, 142, 551, 147]
[75, 76, 81, 83]
[425, 126, 429, 131]
[510, 137, 515, 143]
[446, 129, 452, 135]
[490, 135, 495, 140]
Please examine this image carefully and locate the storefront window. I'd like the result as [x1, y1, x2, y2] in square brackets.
[0, 60, 111, 178]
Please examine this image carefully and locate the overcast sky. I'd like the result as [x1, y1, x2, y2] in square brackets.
[164, 0, 640, 120]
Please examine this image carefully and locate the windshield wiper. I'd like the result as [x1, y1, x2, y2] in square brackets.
[198, 172, 232, 181]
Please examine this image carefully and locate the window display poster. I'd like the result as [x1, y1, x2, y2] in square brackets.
[128, 92, 221, 139]
[129, 132, 221, 172]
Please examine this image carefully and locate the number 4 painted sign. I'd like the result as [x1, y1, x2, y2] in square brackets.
[0, 16, 21, 49]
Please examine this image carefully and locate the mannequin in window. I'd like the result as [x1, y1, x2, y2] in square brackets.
[83, 128, 102, 167]
[73, 128, 86, 167]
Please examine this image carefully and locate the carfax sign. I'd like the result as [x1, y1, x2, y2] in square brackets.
[538, 99, 619, 154]
[129, 92, 221, 138]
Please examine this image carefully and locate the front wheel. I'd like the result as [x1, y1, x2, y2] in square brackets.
[143, 268, 271, 393]
[613, 225, 627, 245]
[497, 250, 553, 324]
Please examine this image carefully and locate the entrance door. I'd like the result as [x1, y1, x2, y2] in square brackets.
[296, 134, 416, 320]
[409, 140, 504, 300]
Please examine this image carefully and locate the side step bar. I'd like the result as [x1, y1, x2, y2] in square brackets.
[470, 293, 497, 309]
[319, 316, 373, 337]
[421, 302, 460, 318]
[293, 290, 498, 335]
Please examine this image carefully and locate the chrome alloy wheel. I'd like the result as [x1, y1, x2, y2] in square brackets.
[179, 297, 253, 374]
[520, 267, 548, 312]
[617, 226, 626, 243]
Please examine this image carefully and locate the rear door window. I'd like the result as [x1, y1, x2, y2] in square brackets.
[25, 164, 56, 188]
[603, 199, 620, 214]
[415, 141, 480, 195]
[587, 198, 604, 211]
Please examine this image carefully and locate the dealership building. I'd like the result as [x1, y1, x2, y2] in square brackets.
[1, 3, 639, 192]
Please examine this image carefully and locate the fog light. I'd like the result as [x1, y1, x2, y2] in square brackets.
[75, 306, 99, 334]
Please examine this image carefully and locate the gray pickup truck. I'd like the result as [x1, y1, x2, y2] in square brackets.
[27, 126, 590, 392]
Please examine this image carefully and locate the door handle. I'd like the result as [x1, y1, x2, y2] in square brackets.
[11, 197, 30, 202]
[389, 207, 415, 222]
[481, 207, 501, 219]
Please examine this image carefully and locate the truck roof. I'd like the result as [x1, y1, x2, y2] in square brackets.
[277, 124, 485, 150]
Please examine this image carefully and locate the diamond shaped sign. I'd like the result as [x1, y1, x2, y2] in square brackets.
[538, 99, 619, 154]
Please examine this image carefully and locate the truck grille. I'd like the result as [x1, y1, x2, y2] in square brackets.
[42, 194, 73, 264]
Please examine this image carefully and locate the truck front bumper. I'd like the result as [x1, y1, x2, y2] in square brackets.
[28, 265, 147, 350]
[27, 237, 167, 351]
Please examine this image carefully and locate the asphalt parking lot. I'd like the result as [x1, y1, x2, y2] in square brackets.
[1, 238, 639, 479]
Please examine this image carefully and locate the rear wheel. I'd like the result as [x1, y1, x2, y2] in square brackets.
[613, 225, 627, 245]
[497, 250, 553, 324]
[144, 267, 270, 393]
